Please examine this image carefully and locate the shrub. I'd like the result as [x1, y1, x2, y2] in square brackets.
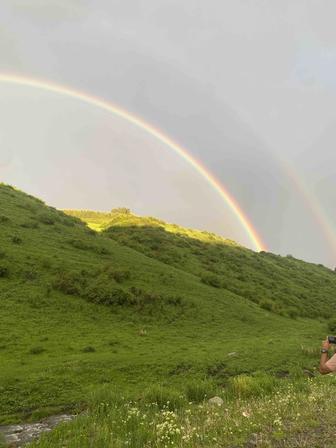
[38, 213, 56, 225]
[110, 269, 131, 283]
[165, 295, 183, 306]
[130, 288, 182, 309]
[29, 346, 45, 355]
[110, 207, 131, 214]
[82, 346, 96, 353]
[20, 221, 39, 229]
[95, 246, 110, 255]
[11, 235, 22, 244]
[200, 273, 221, 288]
[108, 340, 120, 347]
[52, 271, 84, 296]
[259, 299, 275, 312]
[287, 307, 299, 319]
[328, 317, 336, 333]
[27, 294, 50, 309]
[206, 361, 227, 378]
[68, 239, 90, 251]
[0, 214, 9, 223]
[85, 285, 135, 306]
[61, 217, 75, 227]
[41, 258, 52, 269]
[0, 265, 9, 278]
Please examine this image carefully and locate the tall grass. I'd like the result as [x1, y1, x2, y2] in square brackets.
[30, 375, 336, 448]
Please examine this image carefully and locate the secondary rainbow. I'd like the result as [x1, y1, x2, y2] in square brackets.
[282, 161, 336, 255]
[0, 73, 266, 252]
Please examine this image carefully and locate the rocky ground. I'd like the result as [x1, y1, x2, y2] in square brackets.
[0, 414, 75, 447]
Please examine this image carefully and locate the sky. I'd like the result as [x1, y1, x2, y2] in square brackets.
[0, 0, 336, 266]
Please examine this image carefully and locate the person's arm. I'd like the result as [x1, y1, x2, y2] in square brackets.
[319, 337, 332, 375]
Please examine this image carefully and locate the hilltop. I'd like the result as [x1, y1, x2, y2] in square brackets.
[0, 183, 333, 429]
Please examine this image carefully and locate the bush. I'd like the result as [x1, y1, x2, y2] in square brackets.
[110, 207, 131, 214]
[29, 346, 45, 355]
[20, 221, 39, 229]
[61, 217, 75, 227]
[11, 235, 22, 244]
[41, 258, 52, 269]
[68, 239, 90, 251]
[165, 295, 184, 306]
[95, 246, 110, 255]
[110, 269, 131, 283]
[206, 361, 228, 379]
[0, 265, 9, 278]
[259, 299, 275, 312]
[0, 214, 9, 223]
[52, 271, 84, 296]
[287, 307, 299, 319]
[82, 346, 96, 353]
[85, 284, 135, 306]
[200, 273, 221, 288]
[38, 213, 56, 225]
[328, 317, 336, 333]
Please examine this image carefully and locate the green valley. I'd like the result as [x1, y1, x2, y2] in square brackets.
[1, 183, 336, 447]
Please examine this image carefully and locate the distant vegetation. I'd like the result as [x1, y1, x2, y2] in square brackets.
[67, 208, 336, 320]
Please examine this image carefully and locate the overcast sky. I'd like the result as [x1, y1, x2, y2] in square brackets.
[0, 0, 336, 267]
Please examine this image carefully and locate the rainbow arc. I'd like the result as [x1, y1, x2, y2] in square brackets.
[0, 73, 266, 252]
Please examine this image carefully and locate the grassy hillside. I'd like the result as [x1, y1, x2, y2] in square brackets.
[66, 208, 336, 320]
[0, 183, 334, 446]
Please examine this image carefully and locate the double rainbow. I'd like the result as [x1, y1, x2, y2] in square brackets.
[0, 74, 266, 252]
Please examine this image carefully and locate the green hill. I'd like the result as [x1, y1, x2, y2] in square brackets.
[66, 208, 336, 320]
[0, 183, 334, 444]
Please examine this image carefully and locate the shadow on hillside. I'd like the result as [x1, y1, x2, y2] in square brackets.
[102, 223, 335, 320]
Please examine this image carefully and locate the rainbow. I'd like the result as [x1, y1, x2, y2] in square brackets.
[282, 161, 336, 255]
[0, 73, 266, 252]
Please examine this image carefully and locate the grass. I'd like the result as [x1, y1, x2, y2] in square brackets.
[66, 208, 336, 320]
[30, 376, 336, 447]
[1, 183, 336, 446]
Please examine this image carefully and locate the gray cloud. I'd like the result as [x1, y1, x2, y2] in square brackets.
[0, 0, 335, 265]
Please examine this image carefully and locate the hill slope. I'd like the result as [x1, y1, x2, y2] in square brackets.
[66, 208, 336, 319]
[0, 184, 331, 424]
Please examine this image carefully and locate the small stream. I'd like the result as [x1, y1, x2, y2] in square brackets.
[0, 414, 75, 447]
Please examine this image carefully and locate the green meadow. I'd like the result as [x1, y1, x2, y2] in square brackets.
[1, 183, 336, 447]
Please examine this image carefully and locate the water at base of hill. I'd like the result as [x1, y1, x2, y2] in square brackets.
[0, 414, 75, 447]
